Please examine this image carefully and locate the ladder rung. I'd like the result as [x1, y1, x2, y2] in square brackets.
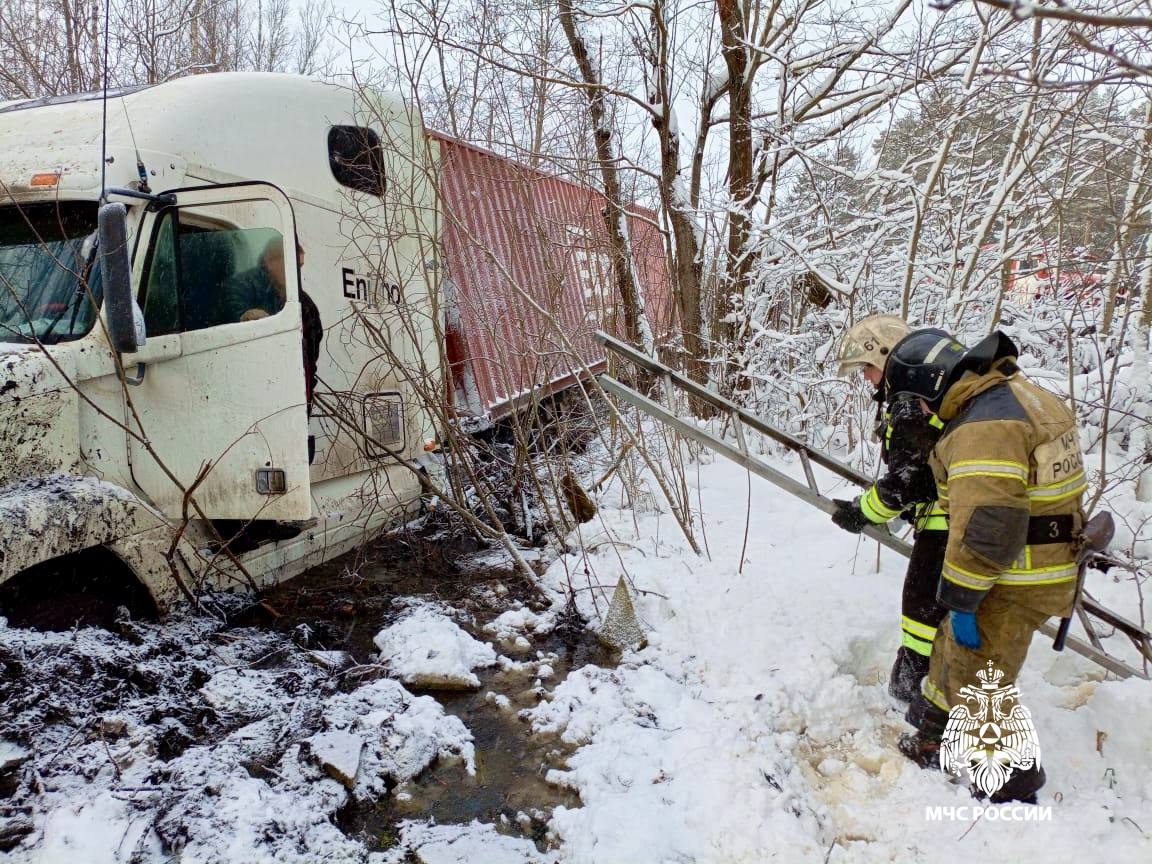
[799, 450, 818, 495]
[730, 410, 748, 455]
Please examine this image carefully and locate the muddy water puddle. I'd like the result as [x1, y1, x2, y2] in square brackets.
[343, 630, 609, 851]
[242, 530, 614, 850]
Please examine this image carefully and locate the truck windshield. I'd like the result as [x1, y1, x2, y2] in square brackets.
[0, 202, 102, 344]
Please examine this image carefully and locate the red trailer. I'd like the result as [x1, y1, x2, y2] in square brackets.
[433, 132, 672, 422]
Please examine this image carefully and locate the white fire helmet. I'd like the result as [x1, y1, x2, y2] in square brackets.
[836, 314, 913, 377]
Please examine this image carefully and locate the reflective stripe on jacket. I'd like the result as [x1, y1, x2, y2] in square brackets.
[930, 357, 1085, 615]
[914, 502, 948, 532]
[902, 614, 938, 657]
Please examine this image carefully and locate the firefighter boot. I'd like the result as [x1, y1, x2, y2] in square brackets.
[888, 647, 930, 703]
[897, 731, 942, 769]
[980, 764, 1047, 805]
[900, 692, 949, 770]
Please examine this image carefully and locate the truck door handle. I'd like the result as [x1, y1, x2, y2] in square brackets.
[122, 362, 146, 386]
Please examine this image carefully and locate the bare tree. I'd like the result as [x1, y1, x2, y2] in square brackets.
[0, 0, 102, 98]
[295, 0, 338, 76]
[0, 0, 339, 97]
[557, 0, 654, 355]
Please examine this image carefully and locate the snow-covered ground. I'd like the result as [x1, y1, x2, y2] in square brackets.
[4, 446, 1151, 863]
[530, 450, 1152, 863]
[374, 603, 499, 689]
[0, 613, 482, 864]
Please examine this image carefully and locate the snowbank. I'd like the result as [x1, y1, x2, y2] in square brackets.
[530, 452, 1152, 862]
[374, 604, 500, 690]
[484, 606, 557, 644]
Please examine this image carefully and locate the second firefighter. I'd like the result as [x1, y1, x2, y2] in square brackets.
[831, 315, 949, 702]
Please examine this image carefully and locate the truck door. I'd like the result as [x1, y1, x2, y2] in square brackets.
[124, 182, 312, 521]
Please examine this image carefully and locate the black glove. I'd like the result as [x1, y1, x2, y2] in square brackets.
[1088, 553, 1113, 574]
[831, 498, 870, 534]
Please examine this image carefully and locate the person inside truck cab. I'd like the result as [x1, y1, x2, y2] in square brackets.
[226, 236, 323, 423]
[227, 236, 291, 322]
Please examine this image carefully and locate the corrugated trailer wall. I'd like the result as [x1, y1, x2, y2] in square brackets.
[432, 132, 672, 421]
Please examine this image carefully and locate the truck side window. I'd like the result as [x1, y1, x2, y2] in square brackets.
[141, 211, 180, 335]
[183, 226, 279, 329]
[329, 126, 385, 196]
[140, 209, 286, 334]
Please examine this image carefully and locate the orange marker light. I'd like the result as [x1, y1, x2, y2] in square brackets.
[423, 440, 438, 452]
[30, 173, 60, 187]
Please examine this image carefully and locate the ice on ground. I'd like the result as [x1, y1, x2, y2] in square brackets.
[374, 604, 499, 690]
[320, 677, 477, 796]
[484, 606, 557, 643]
[0, 739, 30, 770]
[308, 729, 364, 789]
[527, 665, 649, 746]
[371, 819, 554, 864]
[198, 666, 288, 721]
[485, 691, 512, 709]
[305, 649, 355, 672]
[146, 676, 475, 861]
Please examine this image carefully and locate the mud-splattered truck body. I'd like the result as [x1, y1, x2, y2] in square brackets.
[0, 73, 443, 619]
[0, 72, 670, 624]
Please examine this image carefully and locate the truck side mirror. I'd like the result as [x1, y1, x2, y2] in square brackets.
[99, 202, 141, 353]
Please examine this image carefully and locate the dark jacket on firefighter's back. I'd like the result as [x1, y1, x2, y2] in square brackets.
[858, 394, 943, 530]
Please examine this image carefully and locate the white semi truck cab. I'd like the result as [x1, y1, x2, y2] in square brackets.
[0, 73, 442, 626]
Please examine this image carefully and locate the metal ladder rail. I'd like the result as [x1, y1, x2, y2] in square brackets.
[1080, 590, 1152, 665]
[597, 375, 911, 558]
[596, 331, 875, 490]
[595, 333, 1150, 681]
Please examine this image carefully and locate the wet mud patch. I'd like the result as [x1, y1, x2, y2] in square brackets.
[238, 527, 550, 656]
[0, 517, 615, 861]
[339, 629, 612, 852]
[0, 608, 361, 859]
[238, 525, 616, 851]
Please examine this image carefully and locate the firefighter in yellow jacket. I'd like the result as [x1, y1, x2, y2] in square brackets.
[885, 329, 1086, 804]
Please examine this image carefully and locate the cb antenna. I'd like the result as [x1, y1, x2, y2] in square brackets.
[122, 104, 150, 194]
[99, 0, 111, 203]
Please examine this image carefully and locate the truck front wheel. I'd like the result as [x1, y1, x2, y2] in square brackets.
[0, 547, 157, 631]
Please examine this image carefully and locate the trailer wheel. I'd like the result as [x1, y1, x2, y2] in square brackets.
[0, 547, 157, 631]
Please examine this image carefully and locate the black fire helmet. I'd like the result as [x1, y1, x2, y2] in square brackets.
[883, 329, 969, 410]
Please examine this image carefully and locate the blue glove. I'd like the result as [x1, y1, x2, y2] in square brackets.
[951, 611, 981, 649]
